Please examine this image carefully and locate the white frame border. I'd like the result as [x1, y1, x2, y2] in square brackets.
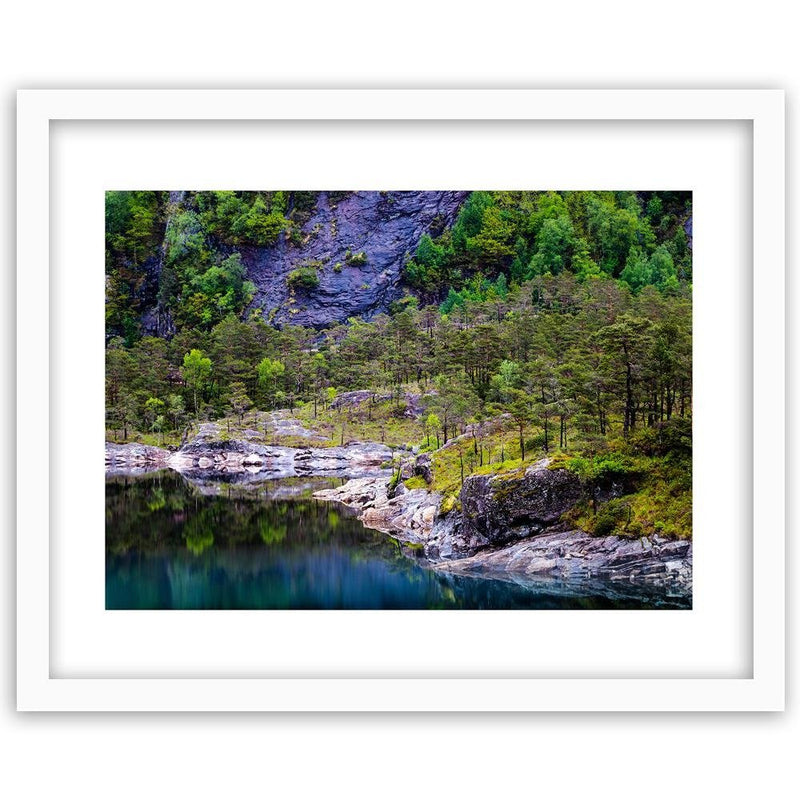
[17, 89, 785, 712]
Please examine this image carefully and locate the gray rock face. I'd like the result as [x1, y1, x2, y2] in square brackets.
[240, 191, 467, 327]
[434, 459, 584, 558]
[413, 453, 433, 484]
[330, 389, 433, 420]
[436, 530, 692, 597]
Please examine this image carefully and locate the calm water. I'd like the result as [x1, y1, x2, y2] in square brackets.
[106, 472, 689, 610]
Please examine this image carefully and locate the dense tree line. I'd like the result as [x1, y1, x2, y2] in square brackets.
[106, 190, 691, 461]
[106, 190, 692, 345]
[106, 271, 691, 453]
[406, 190, 691, 304]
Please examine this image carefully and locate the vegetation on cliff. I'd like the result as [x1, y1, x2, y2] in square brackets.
[106, 190, 692, 539]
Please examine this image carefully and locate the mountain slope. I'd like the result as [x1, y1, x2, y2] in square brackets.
[240, 190, 467, 327]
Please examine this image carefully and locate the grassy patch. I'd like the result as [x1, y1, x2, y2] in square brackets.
[293, 398, 424, 449]
[561, 454, 691, 539]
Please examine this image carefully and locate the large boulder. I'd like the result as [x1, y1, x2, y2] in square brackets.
[458, 458, 583, 546]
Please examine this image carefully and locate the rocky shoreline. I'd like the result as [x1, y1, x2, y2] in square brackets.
[105, 439, 394, 480]
[313, 460, 692, 598]
[106, 439, 692, 597]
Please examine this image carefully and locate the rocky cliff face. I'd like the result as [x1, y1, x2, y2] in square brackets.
[240, 191, 467, 327]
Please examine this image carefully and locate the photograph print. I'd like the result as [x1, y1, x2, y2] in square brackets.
[105, 190, 693, 610]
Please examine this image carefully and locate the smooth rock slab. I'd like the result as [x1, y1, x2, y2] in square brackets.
[436, 530, 692, 595]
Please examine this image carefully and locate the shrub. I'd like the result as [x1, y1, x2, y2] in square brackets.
[566, 452, 639, 482]
[345, 249, 368, 266]
[286, 267, 320, 290]
[593, 498, 632, 537]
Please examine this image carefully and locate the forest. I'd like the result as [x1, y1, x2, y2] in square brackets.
[106, 189, 692, 540]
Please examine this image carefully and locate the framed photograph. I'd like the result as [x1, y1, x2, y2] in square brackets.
[17, 89, 784, 711]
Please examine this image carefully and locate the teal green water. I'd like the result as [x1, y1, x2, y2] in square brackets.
[106, 472, 689, 610]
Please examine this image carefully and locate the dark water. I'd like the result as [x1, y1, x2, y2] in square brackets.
[106, 472, 688, 610]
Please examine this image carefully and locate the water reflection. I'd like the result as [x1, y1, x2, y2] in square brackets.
[106, 471, 690, 610]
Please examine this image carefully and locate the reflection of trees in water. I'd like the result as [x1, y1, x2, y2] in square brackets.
[106, 473, 691, 609]
[259, 519, 287, 546]
[184, 511, 215, 555]
[105, 471, 398, 558]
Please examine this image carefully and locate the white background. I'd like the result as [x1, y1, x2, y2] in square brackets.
[2, 2, 796, 798]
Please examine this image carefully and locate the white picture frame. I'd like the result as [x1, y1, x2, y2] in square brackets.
[17, 89, 785, 711]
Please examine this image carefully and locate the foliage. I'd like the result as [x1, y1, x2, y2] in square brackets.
[105, 190, 693, 539]
[345, 249, 368, 266]
[181, 348, 212, 414]
[403, 190, 692, 300]
[286, 267, 320, 289]
[563, 452, 640, 482]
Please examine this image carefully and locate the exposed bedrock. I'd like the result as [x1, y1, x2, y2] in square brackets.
[314, 456, 691, 591]
[436, 530, 692, 596]
[240, 190, 467, 327]
[105, 439, 393, 480]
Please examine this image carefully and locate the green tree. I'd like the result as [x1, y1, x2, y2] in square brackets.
[508, 389, 535, 460]
[228, 381, 252, 423]
[167, 394, 186, 432]
[466, 204, 515, 265]
[425, 412, 441, 449]
[181, 349, 212, 415]
[144, 397, 166, 440]
[528, 215, 575, 276]
[257, 357, 286, 409]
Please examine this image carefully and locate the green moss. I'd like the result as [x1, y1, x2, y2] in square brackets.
[403, 476, 428, 490]
[546, 452, 571, 470]
[564, 452, 641, 481]
[564, 456, 691, 541]
[440, 494, 460, 515]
